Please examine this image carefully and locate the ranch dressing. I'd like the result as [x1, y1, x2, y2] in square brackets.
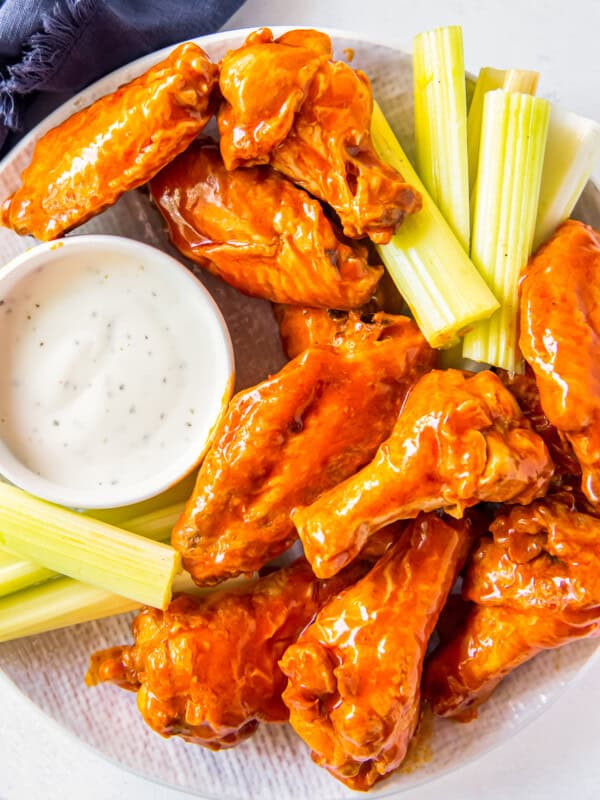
[0, 246, 227, 504]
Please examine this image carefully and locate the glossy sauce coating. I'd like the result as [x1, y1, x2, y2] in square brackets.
[150, 139, 382, 308]
[218, 28, 332, 169]
[216, 27, 421, 243]
[466, 499, 600, 612]
[280, 514, 474, 790]
[423, 603, 600, 721]
[172, 329, 436, 586]
[2, 43, 217, 241]
[86, 559, 365, 750]
[423, 499, 600, 719]
[270, 57, 421, 243]
[293, 370, 553, 578]
[520, 220, 600, 503]
[497, 368, 580, 479]
[274, 306, 410, 359]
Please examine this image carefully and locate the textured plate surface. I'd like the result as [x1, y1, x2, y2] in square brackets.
[0, 27, 598, 800]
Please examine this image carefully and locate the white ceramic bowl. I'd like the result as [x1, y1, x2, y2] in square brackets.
[0, 235, 234, 508]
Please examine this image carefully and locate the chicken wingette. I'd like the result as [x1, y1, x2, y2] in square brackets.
[87, 559, 366, 749]
[217, 28, 421, 243]
[173, 328, 436, 586]
[2, 43, 217, 240]
[150, 139, 382, 308]
[423, 498, 600, 719]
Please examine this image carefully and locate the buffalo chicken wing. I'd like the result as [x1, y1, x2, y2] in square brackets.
[172, 329, 435, 585]
[217, 28, 421, 243]
[2, 43, 217, 240]
[280, 514, 474, 790]
[423, 499, 600, 719]
[87, 559, 365, 749]
[150, 139, 382, 308]
[293, 370, 553, 578]
[520, 220, 600, 503]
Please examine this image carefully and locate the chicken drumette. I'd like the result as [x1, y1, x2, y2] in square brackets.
[218, 28, 421, 243]
[280, 513, 475, 790]
[87, 559, 365, 750]
[423, 498, 600, 720]
[150, 139, 381, 308]
[2, 43, 217, 240]
[520, 220, 600, 503]
[173, 327, 435, 586]
[293, 369, 554, 578]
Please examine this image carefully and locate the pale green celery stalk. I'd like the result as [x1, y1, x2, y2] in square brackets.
[0, 483, 181, 609]
[0, 578, 141, 642]
[0, 502, 186, 597]
[467, 68, 506, 190]
[371, 102, 499, 348]
[413, 25, 470, 251]
[0, 550, 55, 598]
[533, 106, 600, 250]
[467, 68, 539, 191]
[0, 568, 251, 643]
[462, 90, 550, 371]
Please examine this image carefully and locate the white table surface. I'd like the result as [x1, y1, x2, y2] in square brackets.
[1, 0, 599, 798]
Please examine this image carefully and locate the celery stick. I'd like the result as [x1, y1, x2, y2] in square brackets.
[0, 550, 55, 598]
[0, 578, 140, 642]
[0, 502, 186, 598]
[502, 69, 539, 95]
[468, 68, 507, 190]
[0, 570, 253, 643]
[413, 25, 470, 251]
[533, 106, 600, 250]
[467, 68, 539, 191]
[462, 91, 550, 371]
[371, 102, 499, 348]
[0, 483, 181, 609]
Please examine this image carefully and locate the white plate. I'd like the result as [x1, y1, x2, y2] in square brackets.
[0, 27, 598, 800]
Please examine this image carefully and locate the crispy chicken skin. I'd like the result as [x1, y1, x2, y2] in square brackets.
[1, 43, 217, 241]
[150, 139, 381, 308]
[270, 58, 421, 243]
[423, 604, 599, 721]
[280, 514, 475, 790]
[293, 370, 554, 578]
[172, 331, 436, 586]
[423, 499, 600, 720]
[217, 28, 421, 243]
[274, 306, 411, 359]
[86, 559, 365, 750]
[218, 28, 332, 169]
[520, 220, 600, 503]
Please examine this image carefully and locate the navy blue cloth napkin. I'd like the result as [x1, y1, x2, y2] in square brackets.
[0, 0, 245, 154]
